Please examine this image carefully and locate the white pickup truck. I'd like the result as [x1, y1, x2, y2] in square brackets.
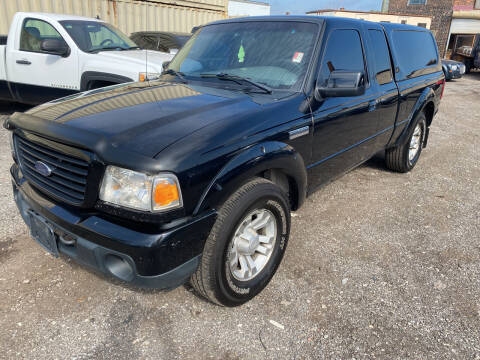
[0, 12, 174, 105]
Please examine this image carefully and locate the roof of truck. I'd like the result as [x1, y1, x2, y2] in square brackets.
[209, 15, 431, 32]
[16, 12, 103, 23]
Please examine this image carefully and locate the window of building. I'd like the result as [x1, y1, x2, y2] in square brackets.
[417, 23, 427, 28]
[476, 0, 480, 9]
[408, 0, 427, 5]
[401, 20, 407, 24]
[319, 29, 366, 87]
[368, 30, 393, 85]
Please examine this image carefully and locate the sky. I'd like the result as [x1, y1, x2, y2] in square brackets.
[267, 0, 383, 15]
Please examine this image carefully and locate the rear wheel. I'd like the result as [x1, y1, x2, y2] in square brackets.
[385, 113, 426, 173]
[191, 178, 290, 307]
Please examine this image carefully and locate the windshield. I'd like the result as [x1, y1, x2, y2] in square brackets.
[60, 20, 138, 52]
[167, 21, 319, 91]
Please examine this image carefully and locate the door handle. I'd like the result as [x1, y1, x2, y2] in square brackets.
[16, 59, 31, 65]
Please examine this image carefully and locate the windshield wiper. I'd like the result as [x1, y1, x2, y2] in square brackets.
[161, 69, 187, 83]
[200, 73, 272, 94]
[89, 46, 139, 53]
[88, 46, 124, 53]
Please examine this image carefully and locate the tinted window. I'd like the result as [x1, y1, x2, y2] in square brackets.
[319, 30, 366, 86]
[169, 22, 319, 90]
[392, 30, 438, 79]
[20, 18, 64, 52]
[368, 30, 393, 85]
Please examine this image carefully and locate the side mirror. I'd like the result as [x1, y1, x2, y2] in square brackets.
[315, 70, 365, 100]
[41, 39, 70, 57]
[162, 61, 170, 70]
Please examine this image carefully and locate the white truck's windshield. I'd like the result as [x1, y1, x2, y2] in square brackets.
[168, 21, 319, 91]
[60, 20, 138, 53]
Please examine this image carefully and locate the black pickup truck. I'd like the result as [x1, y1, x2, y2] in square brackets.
[6, 16, 444, 307]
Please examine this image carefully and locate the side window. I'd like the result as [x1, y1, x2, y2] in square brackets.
[20, 18, 63, 52]
[392, 30, 438, 79]
[319, 29, 366, 86]
[368, 30, 393, 85]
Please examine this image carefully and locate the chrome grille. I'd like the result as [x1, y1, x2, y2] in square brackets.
[15, 135, 89, 205]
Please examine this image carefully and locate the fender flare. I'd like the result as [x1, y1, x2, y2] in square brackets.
[80, 71, 133, 91]
[193, 141, 308, 216]
[394, 86, 436, 147]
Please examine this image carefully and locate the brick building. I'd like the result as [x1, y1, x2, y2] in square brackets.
[387, 0, 454, 57]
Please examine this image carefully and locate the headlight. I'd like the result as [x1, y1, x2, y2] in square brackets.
[99, 166, 182, 212]
[139, 72, 160, 82]
[451, 65, 457, 70]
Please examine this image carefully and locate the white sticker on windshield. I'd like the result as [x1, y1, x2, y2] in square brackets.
[292, 52, 304, 63]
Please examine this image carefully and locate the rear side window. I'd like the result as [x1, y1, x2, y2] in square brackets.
[368, 30, 393, 85]
[319, 29, 366, 86]
[20, 18, 63, 52]
[392, 30, 438, 79]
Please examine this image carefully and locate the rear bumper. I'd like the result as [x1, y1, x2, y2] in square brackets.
[11, 164, 216, 289]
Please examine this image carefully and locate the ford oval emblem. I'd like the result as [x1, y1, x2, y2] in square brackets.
[34, 161, 53, 177]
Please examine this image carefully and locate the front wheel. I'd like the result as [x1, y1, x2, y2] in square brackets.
[385, 113, 426, 173]
[191, 178, 290, 307]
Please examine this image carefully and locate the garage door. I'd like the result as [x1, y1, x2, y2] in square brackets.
[450, 18, 480, 34]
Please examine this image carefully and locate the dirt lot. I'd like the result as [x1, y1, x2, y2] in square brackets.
[0, 75, 479, 360]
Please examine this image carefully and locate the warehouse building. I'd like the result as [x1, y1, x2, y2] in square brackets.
[228, 0, 270, 17]
[446, 1, 480, 59]
[0, 0, 227, 36]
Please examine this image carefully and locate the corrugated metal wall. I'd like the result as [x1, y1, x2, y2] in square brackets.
[0, 0, 227, 35]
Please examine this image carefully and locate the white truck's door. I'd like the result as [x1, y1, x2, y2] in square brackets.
[6, 16, 79, 104]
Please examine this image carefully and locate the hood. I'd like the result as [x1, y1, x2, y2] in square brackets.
[97, 49, 173, 71]
[21, 81, 281, 160]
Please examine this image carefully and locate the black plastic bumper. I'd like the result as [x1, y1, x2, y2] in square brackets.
[11, 165, 216, 289]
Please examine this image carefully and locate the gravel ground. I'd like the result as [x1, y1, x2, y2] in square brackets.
[0, 75, 479, 360]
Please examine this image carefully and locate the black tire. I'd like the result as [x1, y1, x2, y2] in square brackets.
[385, 113, 426, 173]
[191, 178, 291, 307]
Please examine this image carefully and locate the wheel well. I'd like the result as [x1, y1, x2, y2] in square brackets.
[261, 169, 299, 211]
[424, 101, 435, 127]
[87, 80, 117, 90]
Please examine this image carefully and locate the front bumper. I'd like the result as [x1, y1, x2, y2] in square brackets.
[11, 164, 216, 289]
[446, 68, 462, 80]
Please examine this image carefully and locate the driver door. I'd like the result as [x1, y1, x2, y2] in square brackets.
[308, 27, 382, 189]
[6, 17, 78, 104]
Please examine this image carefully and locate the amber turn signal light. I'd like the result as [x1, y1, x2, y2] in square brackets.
[153, 178, 182, 210]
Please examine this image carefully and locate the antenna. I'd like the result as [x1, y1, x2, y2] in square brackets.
[145, 1, 148, 81]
